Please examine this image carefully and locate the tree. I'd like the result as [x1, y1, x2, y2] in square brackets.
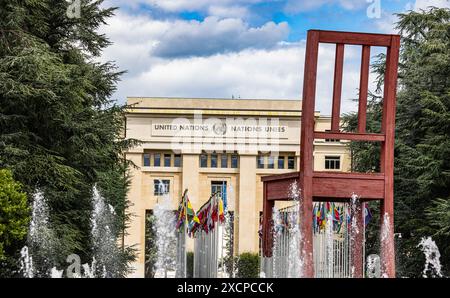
[0, 169, 29, 276]
[343, 7, 450, 277]
[0, 0, 137, 276]
[0, 169, 29, 259]
[236, 252, 260, 278]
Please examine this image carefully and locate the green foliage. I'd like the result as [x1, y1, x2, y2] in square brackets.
[426, 198, 450, 237]
[342, 7, 450, 277]
[236, 252, 260, 278]
[0, 0, 137, 276]
[186, 251, 194, 278]
[0, 169, 30, 260]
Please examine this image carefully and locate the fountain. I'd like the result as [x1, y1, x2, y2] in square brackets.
[90, 186, 121, 277]
[418, 237, 443, 278]
[20, 190, 56, 277]
[287, 182, 302, 278]
[153, 181, 177, 278]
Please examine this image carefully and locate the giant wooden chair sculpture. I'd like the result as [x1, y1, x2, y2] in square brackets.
[261, 30, 400, 278]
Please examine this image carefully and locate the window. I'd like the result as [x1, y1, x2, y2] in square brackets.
[174, 154, 181, 167]
[278, 156, 285, 169]
[143, 153, 150, 167]
[211, 154, 218, 168]
[200, 154, 208, 168]
[154, 179, 170, 195]
[164, 154, 171, 167]
[211, 181, 227, 197]
[267, 156, 275, 169]
[325, 156, 341, 170]
[154, 153, 161, 167]
[257, 155, 265, 169]
[288, 156, 295, 169]
[221, 154, 228, 168]
[231, 154, 238, 168]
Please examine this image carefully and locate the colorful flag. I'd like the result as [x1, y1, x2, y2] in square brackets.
[364, 204, 372, 226]
[218, 197, 225, 223]
[186, 199, 200, 224]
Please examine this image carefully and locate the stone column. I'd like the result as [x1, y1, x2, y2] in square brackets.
[237, 153, 258, 254]
[182, 153, 200, 252]
[124, 152, 145, 277]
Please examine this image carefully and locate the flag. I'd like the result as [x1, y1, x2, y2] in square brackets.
[186, 199, 200, 224]
[218, 197, 225, 223]
[222, 183, 227, 212]
[364, 204, 372, 226]
[176, 195, 186, 230]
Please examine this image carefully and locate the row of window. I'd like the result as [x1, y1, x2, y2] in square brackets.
[143, 153, 341, 170]
[257, 155, 296, 170]
[153, 179, 227, 196]
[200, 153, 239, 168]
[143, 153, 181, 167]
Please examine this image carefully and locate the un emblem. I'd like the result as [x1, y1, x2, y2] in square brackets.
[213, 122, 227, 135]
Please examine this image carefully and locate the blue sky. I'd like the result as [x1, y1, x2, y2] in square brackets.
[100, 0, 450, 114]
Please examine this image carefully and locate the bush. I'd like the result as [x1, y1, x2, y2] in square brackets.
[186, 251, 194, 278]
[0, 169, 29, 261]
[236, 252, 259, 278]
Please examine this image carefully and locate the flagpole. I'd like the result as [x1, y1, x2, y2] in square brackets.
[184, 190, 188, 278]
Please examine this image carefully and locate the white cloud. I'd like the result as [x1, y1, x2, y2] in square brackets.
[151, 17, 289, 58]
[100, 12, 289, 62]
[412, 0, 450, 10]
[110, 0, 265, 18]
[284, 0, 368, 13]
[374, 12, 399, 33]
[100, 9, 377, 115]
[375, 0, 450, 34]
[207, 5, 249, 19]
[143, 0, 262, 12]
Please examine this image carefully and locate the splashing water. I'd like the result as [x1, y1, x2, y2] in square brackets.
[349, 193, 361, 278]
[51, 267, 63, 278]
[287, 182, 302, 278]
[153, 181, 177, 278]
[90, 186, 121, 278]
[418, 237, 443, 278]
[20, 190, 56, 277]
[20, 246, 33, 278]
[325, 213, 334, 277]
[379, 212, 393, 278]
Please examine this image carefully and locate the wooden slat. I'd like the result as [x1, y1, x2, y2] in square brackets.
[261, 172, 299, 182]
[350, 201, 364, 277]
[358, 45, 371, 133]
[317, 30, 393, 47]
[380, 35, 400, 278]
[265, 177, 298, 201]
[262, 182, 274, 257]
[313, 171, 384, 180]
[332, 44, 345, 132]
[312, 175, 384, 199]
[299, 30, 319, 277]
[314, 131, 385, 142]
[263, 174, 385, 201]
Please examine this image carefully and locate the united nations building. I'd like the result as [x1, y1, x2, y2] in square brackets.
[124, 97, 351, 277]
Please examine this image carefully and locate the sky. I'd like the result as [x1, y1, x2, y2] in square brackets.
[99, 0, 450, 115]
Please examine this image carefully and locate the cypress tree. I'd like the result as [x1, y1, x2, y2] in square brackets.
[0, 0, 137, 276]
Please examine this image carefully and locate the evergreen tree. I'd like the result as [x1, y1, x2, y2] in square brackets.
[343, 7, 450, 277]
[0, 169, 30, 277]
[0, 0, 137, 276]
